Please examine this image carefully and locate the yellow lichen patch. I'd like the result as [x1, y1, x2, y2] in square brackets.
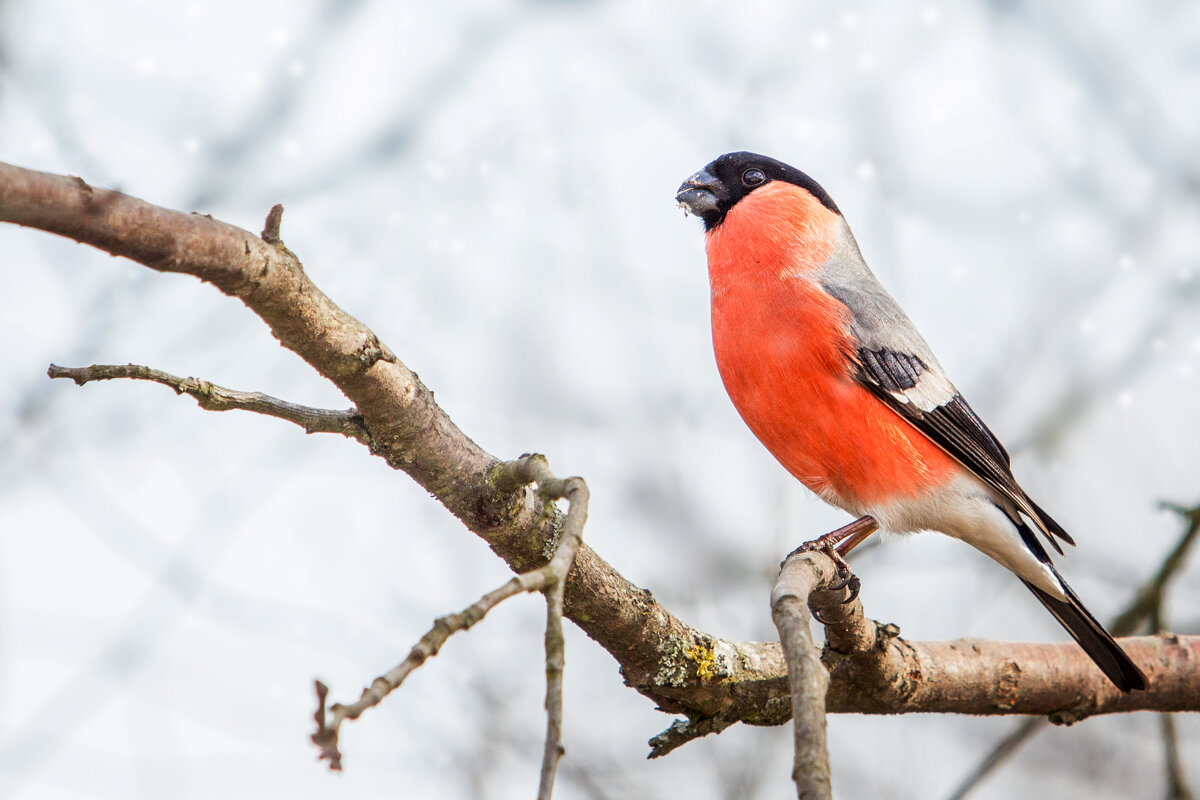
[684, 642, 720, 681]
[655, 636, 731, 687]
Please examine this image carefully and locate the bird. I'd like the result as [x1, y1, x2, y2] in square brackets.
[675, 151, 1147, 692]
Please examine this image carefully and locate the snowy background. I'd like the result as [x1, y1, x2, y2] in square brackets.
[1, 1, 1198, 798]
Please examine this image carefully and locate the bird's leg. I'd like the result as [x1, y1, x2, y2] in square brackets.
[785, 515, 878, 562]
[832, 519, 878, 558]
[784, 516, 878, 604]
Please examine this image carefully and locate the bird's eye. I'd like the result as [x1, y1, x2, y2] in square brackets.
[742, 168, 766, 187]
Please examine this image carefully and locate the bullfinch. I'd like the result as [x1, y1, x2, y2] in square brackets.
[676, 151, 1146, 692]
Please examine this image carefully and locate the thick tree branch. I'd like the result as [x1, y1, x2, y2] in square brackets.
[1, 159, 795, 733]
[4, 161, 1198, 754]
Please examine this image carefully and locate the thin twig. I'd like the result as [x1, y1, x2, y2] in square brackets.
[311, 571, 538, 769]
[535, 470, 588, 800]
[1161, 713, 1195, 800]
[1113, 502, 1200, 636]
[47, 363, 370, 442]
[772, 550, 843, 800]
[943, 717, 1044, 800]
[312, 454, 587, 800]
[647, 716, 739, 759]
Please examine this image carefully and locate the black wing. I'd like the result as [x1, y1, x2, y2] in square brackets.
[855, 346, 1075, 554]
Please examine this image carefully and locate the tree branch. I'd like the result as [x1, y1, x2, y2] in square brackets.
[3, 161, 1198, 760]
[533, 464, 588, 800]
[47, 362, 369, 441]
[312, 454, 587, 799]
[772, 552, 838, 800]
[311, 571, 535, 770]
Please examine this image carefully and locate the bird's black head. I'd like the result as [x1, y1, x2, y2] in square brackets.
[675, 151, 839, 231]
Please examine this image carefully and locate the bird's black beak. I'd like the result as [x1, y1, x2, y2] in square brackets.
[676, 168, 723, 218]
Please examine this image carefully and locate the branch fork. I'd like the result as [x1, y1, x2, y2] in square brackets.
[772, 540, 874, 800]
[311, 455, 587, 800]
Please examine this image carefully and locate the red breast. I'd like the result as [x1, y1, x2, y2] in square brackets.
[705, 182, 958, 506]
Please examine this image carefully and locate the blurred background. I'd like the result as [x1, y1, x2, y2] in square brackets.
[1, 1, 1197, 798]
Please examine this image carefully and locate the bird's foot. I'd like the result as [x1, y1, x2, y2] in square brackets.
[782, 529, 850, 564]
[783, 517, 877, 606]
[783, 539, 862, 606]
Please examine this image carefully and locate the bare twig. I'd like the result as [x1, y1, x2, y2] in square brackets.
[311, 571, 535, 769]
[946, 502, 1200, 800]
[943, 717, 1044, 800]
[646, 716, 738, 759]
[47, 363, 369, 442]
[533, 462, 589, 800]
[1112, 502, 1200, 636]
[1161, 713, 1195, 800]
[772, 550, 841, 800]
[312, 454, 586, 799]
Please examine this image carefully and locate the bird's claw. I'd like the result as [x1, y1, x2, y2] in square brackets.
[838, 573, 861, 604]
[826, 557, 852, 589]
[825, 555, 861, 604]
[813, 568, 860, 624]
[784, 540, 862, 607]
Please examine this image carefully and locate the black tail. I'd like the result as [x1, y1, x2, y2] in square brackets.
[1021, 571, 1147, 693]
